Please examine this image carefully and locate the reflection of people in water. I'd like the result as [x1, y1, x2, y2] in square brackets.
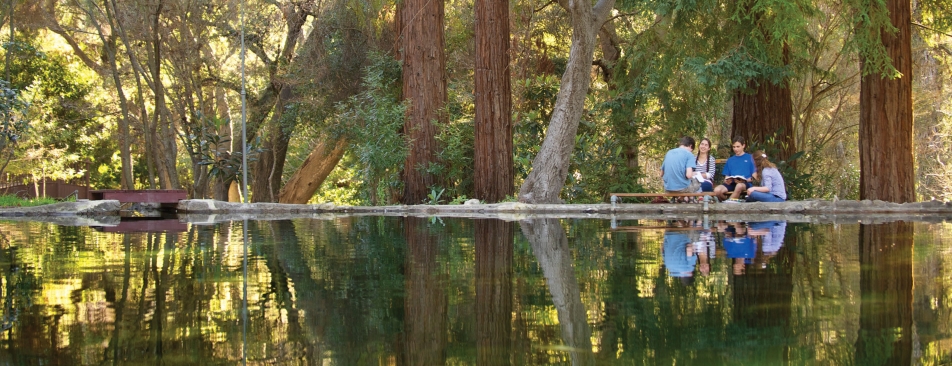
[693, 224, 715, 277]
[662, 231, 697, 280]
[722, 223, 755, 275]
[747, 221, 787, 255]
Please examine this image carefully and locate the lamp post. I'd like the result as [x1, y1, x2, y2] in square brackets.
[240, 0, 248, 203]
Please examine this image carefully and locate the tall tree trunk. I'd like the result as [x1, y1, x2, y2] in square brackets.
[854, 222, 913, 366]
[278, 138, 348, 203]
[100, 12, 134, 189]
[859, 0, 914, 203]
[397, 0, 448, 204]
[475, 219, 513, 365]
[517, 0, 615, 204]
[474, 0, 513, 203]
[732, 79, 796, 163]
[403, 217, 448, 365]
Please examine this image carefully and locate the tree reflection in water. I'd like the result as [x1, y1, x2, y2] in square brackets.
[521, 218, 595, 366]
[0, 218, 949, 364]
[855, 221, 914, 366]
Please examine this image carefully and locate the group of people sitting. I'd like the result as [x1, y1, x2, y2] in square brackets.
[660, 135, 788, 203]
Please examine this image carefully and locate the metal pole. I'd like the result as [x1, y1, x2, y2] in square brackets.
[6, 0, 12, 83]
[240, 0, 248, 203]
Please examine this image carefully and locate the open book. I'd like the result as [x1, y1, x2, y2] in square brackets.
[724, 175, 748, 182]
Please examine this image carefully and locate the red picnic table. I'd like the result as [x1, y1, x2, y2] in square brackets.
[89, 189, 188, 206]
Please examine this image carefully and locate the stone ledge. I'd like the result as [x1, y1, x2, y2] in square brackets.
[0, 200, 121, 217]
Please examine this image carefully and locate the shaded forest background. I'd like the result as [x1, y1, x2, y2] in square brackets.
[0, 0, 950, 205]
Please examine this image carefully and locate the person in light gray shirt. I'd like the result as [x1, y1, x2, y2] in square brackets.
[746, 150, 787, 202]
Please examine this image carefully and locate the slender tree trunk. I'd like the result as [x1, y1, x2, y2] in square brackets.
[732, 79, 796, 162]
[475, 219, 513, 365]
[251, 86, 293, 202]
[858, 0, 915, 203]
[397, 0, 448, 204]
[100, 2, 134, 189]
[474, 0, 513, 203]
[854, 222, 913, 366]
[278, 138, 348, 203]
[517, 0, 615, 203]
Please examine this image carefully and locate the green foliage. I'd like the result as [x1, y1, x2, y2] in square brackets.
[333, 52, 407, 205]
[0, 194, 60, 207]
[0, 79, 28, 176]
[844, 0, 901, 77]
[425, 187, 445, 205]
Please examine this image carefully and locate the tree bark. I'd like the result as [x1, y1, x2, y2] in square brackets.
[517, 0, 615, 203]
[278, 138, 348, 203]
[474, 0, 513, 203]
[732, 79, 796, 163]
[858, 0, 915, 203]
[854, 222, 913, 366]
[397, 0, 448, 204]
[251, 86, 293, 202]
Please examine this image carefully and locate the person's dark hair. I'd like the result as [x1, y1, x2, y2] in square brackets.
[679, 136, 696, 149]
[732, 136, 746, 145]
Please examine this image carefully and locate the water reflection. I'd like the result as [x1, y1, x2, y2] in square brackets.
[521, 218, 595, 365]
[856, 221, 913, 366]
[0, 217, 949, 364]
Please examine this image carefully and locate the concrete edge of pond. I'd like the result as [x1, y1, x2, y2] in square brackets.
[0, 199, 950, 227]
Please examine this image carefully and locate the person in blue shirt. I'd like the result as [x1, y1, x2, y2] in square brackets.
[714, 136, 756, 202]
[662, 230, 698, 279]
[660, 136, 701, 194]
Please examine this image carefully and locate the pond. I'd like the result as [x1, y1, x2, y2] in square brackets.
[0, 216, 950, 365]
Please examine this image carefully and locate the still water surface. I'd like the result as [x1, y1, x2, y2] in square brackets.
[0, 217, 950, 365]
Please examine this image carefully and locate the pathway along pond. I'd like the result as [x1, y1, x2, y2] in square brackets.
[0, 216, 950, 365]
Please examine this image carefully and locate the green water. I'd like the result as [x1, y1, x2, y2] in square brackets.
[0, 217, 950, 365]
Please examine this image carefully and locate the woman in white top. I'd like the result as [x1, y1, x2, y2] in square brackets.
[695, 138, 716, 192]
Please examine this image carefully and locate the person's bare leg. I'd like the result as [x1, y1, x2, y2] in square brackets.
[714, 185, 728, 200]
[729, 184, 745, 200]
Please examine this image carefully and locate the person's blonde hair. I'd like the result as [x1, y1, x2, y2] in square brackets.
[753, 150, 777, 174]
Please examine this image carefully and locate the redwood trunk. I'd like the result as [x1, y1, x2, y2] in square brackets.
[278, 139, 347, 203]
[859, 0, 915, 203]
[474, 0, 513, 203]
[397, 0, 448, 204]
[732, 79, 795, 162]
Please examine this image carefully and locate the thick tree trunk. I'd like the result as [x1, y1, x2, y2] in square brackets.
[474, 0, 513, 203]
[520, 218, 595, 365]
[278, 138, 348, 204]
[397, 0, 448, 204]
[732, 79, 796, 163]
[854, 222, 913, 366]
[475, 219, 513, 365]
[517, 0, 615, 203]
[859, 0, 915, 203]
[404, 217, 448, 365]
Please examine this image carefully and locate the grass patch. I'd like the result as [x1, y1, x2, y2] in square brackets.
[0, 194, 65, 207]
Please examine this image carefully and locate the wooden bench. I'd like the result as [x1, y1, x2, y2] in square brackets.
[90, 189, 187, 207]
[609, 192, 718, 209]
